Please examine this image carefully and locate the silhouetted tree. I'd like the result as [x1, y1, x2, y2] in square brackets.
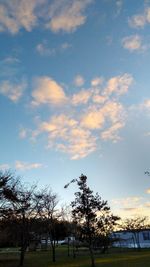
[12, 183, 38, 266]
[96, 213, 120, 253]
[35, 188, 59, 262]
[65, 174, 111, 267]
[0, 170, 18, 216]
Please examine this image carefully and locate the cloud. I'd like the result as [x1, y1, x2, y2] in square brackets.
[142, 99, 150, 110]
[38, 114, 97, 159]
[0, 0, 44, 34]
[56, 128, 97, 160]
[72, 89, 92, 105]
[73, 75, 85, 87]
[115, 0, 123, 17]
[36, 42, 55, 56]
[122, 35, 145, 52]
[0, 79, 27, 102]
[28, 73, 133, 159]
[2, 56, 20, 64]
[129, 6, 150, 29]
[19, 128, 28, 139]
[104, 73, 133, 97]
[146, 188, 150, 194]
[111, 196, 146, 218]
[32, 76, 67, 106]
[91, 77, 103, 87]
[15, 160, 43, 171]
[101, 121, 125, 142]
[0, 0, 93, 35]
[46, 0, 93, 33]
[80, 101, 125, 135]
[36, 41, 71, 56]
[81, 108, 105, 129]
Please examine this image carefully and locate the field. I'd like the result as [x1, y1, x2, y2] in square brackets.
[0, 247, 150, 267]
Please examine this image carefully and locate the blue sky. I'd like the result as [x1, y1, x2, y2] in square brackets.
[1, 0, 150, 219]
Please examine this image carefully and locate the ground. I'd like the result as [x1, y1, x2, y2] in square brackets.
[0, 247, 150, 267]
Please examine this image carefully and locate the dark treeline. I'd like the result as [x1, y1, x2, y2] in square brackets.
[0, 171, 148, 267]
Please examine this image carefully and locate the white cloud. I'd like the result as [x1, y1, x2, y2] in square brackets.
[46, 0, 93, 33]
[19, 128, 28, 139]
[101, 121, 125, 142]
[38, 114, 96, 159]
[0, 0, 44, 34]
[36, 42, 55, 56]
[0, 0, 93, 34]
[72, 89, 92, 105]
[104, 73, 133, 97]
[28, 73, 133, 159]
[0, 79, 27, 102]
[15, 160, 43, 171]
[32, 76, 67, 106]
[91, 77, 103, 87]
[81, 108, 105, 129]
[129, 6, 150, 29]
[122, 35, 145, 52]
[73, 75, 85, 87]
[56, 128, 97, 160]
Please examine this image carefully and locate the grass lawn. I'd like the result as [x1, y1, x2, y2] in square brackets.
[0, 247, 150, 267]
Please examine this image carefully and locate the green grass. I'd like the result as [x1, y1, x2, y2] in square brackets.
[0, 247, 150, 267]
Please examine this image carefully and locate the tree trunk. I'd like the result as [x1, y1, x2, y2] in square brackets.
[89, 245, 95, 267]
[19, 246, 25, 266]
[19, 213, 26, 266]
[67, 238, 70, 257]
[52, 242, 56, 262]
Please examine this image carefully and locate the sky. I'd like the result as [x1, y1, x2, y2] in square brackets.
[1, 0, 150, 220]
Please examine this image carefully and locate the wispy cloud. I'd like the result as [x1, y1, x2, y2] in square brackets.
[103, 73, 133, 97]
[122, 35, 146, 52]
[0, 79, 27, 102]
[73, 75, 85, 87]
[101, 121, 125, 142]
[38, 114, 97, 159]
[72, 89, 92, 106]
[111, 196, 146, 218]
[36, 40, 71, 56]
[15, 160, 44, 171]
[91, 77, 103, 87]
[46, 0, 93, 33]
[0, 0, 44, 34]
[31, 76, 67, 106]
[129, 6, 150, 29]
[19, 127, 28, 139]
[36, 42, 55, 56]
[115, 0, 123, 17]
[0, 0, 93, 34]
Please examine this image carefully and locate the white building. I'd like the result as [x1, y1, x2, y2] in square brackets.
[111, 229, 150, 248]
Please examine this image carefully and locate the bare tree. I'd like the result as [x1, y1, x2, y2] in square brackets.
[11, 182, 38, 266]
[35, 188, 59, 262]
